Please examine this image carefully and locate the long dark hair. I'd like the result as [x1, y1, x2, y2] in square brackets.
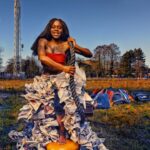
[31, 18, 70, 55]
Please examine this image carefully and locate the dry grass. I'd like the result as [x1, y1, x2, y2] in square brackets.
[1, 78, 150, 91]
[0, 79, 32, 90]
[86, 78, 150, 90]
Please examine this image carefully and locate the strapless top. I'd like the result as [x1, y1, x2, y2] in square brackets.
[46, 53, 66, 65]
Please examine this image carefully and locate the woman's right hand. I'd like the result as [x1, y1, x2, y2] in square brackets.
[63, 65, 75, 75]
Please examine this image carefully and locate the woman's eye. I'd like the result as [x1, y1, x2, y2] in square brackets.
[51, 26, 56, 29]
[51, 26, 62, 29]
[56, 26, 62, 29]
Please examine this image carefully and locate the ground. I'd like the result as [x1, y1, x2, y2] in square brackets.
[0, 90, 150, 150]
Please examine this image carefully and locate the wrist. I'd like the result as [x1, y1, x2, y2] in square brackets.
[62, 65, 66, 72]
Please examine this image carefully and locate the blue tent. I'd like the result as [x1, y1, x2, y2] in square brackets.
[112, 89, 130, 104]
[131, 91, 150, 102]
[93, 88, 130, 109]
[94, 92, 110, 109]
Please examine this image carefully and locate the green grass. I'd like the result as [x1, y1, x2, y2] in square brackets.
[0, 93, 26, 149]
[88, 102, 150, 150]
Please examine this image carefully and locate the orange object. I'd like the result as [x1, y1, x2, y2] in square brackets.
[92, 88, 99, 94]
[128, 95, 134, 101]
[46, 139, 79, 150]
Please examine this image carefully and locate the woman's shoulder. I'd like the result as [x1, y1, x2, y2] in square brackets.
[38, 38, 48, 45]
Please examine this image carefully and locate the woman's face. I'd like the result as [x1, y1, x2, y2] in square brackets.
[50, 20, 63, 40]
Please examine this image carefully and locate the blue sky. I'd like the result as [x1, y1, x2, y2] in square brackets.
[0, 0, 150, 66]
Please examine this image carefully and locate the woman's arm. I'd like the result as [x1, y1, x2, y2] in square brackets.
[38, 38, 75, 75]
[68, 37, 93, 58]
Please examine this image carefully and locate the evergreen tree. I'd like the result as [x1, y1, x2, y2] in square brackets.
[120, 50, 134, 77]
[133, 48, 145, 78]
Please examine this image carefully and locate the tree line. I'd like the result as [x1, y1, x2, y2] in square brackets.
[1, 43, 149, 78]
[4, 56, 41, 78]
[78, 43, 148, 78]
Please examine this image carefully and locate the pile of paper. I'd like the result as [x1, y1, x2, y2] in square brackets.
[9, 67, 107, 150]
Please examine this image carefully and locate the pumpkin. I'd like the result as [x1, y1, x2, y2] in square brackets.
[46, 139, 79, 150]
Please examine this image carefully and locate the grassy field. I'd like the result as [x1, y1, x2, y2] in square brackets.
[89, 103, 150, 150]
[0, 93, 26, 149]
[0, 79, 150, 149]
[0, 92, 150, 150]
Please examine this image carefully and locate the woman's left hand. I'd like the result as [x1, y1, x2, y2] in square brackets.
[68, 37, 76, 48]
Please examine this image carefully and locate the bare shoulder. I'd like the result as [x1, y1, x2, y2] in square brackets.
[38, 38, 47, 54]
[38, 38, 48, 45]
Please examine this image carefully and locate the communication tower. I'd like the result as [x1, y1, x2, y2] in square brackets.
[13, 0, 21, 75]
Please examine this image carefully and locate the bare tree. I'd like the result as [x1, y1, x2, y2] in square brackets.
[94, 44, 120, 77]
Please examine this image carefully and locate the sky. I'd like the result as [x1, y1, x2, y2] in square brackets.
[0, 0, 150, 67]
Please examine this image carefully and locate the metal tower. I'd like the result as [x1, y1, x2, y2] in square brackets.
[13, 0, 21, 75]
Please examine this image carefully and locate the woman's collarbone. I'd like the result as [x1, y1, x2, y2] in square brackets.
[46, 42, 67, 54]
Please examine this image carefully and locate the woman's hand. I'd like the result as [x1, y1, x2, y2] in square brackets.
[63, 65, 75, 75]
[67, 37, 93, 58]
[67, 37, 76, 48]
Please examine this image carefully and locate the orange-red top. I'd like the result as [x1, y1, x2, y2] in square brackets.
[46, 53, 66, 65]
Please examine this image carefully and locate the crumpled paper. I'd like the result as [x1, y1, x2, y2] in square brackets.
[9, 65, 108, 150]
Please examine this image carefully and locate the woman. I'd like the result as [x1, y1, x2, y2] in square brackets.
[9, 18, 107, 150]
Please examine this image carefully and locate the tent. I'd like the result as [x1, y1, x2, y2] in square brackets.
[92, 87, 130, 109]
[131, 91, 150, 102]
